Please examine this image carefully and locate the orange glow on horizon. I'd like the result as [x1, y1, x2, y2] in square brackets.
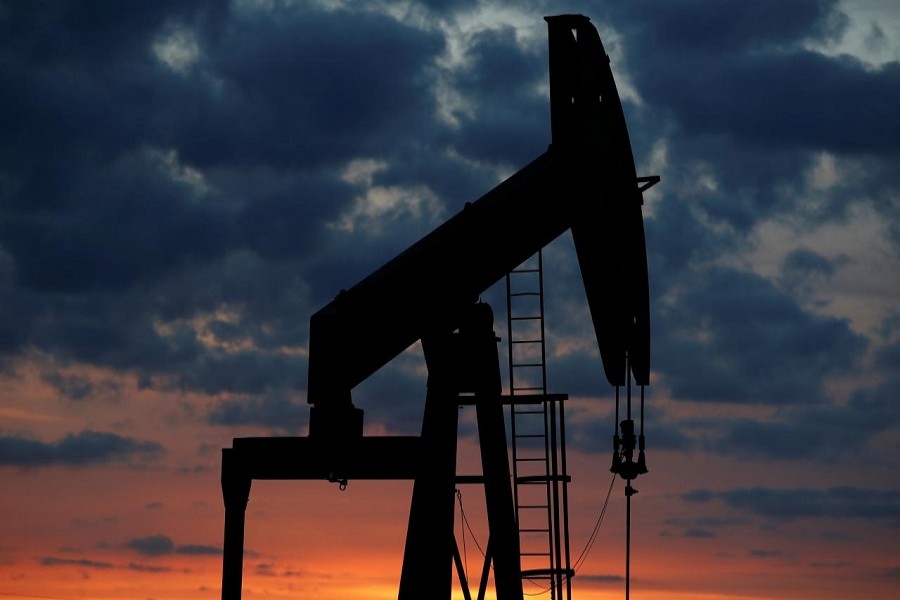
[3, 366, 897, 600]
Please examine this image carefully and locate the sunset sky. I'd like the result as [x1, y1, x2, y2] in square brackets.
[2, 1, 899, 599]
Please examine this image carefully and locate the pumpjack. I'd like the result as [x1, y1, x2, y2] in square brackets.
[220, 14, 656, 600]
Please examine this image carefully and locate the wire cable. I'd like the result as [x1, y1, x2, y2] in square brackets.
[572, 472, 617, 573]
[457, 489, 487, 559]
[456, 489, 469, 582]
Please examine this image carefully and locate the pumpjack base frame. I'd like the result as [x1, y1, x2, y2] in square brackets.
[221, 372, 534, 600]
[219, 391, 577, 600]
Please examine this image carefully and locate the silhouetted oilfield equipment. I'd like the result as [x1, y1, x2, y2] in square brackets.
[220, 14, 657, 600]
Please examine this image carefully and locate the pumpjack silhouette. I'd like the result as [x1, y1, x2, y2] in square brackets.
[220, 14, 656, 600]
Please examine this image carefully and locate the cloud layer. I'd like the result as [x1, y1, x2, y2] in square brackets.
[1, 2, 898, 599]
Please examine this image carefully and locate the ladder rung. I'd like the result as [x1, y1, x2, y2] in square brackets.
[502, 393, 568, 404]
[508, 258, 559, 577]
[521, 568, 575, 579]
[516, 475, 571, 484]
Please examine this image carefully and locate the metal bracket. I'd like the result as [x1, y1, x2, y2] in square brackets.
[637, 175, 661, 193]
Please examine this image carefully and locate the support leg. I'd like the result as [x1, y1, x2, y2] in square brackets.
[221, 448, 252, 600]
[398, 384, 459, 600]
[476, 397, 523, 600]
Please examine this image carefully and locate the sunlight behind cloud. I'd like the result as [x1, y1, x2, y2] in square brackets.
[152, 24, 201, 74]
[332, 158, 444, 234]
[153, 305, 255, 354]
[730, 205, 896, 336]
[805, 0, 900, 67]
[146, 146, 212, 198]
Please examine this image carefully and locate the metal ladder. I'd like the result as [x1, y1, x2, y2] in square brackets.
[505, 251, 572, 600]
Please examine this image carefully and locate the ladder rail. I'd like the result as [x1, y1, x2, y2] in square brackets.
[505, 251, 572, 600]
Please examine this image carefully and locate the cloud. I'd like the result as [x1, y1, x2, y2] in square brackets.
[0, 0, 895, 498]
[40, 556, 114, 569]
[661, 515, 747, 539]
[683, 486, 900, 522]
[0, 5, 896, 600]
[655, 266, 867, 405]
[206, 390, 309, 433]
[578, 573, 624, 584]
[40, 372, 95, 401]
[126, 533, 221, 557]
[625, 0, 847, 54]
[127, 534, 174, 557]
[749, 548, 787, 558]
[176, 544, 221, 556]
[127, 562, 173, 573]
[40, 556, 177, 574]
[449, 25, 548, 167]
[778, 247, 848, 302]
[614, 0, 900, 156]
[0, 0, 456, 407]
[0, 430, 162, 468]
[683, 527, 716, 539]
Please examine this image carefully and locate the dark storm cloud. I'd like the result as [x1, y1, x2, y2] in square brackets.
[207, 391, 309, 433]
[564, 397, 695, 457]
[40, 372, 95, 401]
[662, 515, 747, 539]
[28, 293, 204, 374]
[0, 1, 228, 212]
[191, 4, 444, 170]
[655, 266, 866, 404]
[0, 149, 235, 293]
[613, 0, 900, 155]
[683, 486, 900, 522]
[873, 338, 900, 374]
[779, 247, 845, 300]
[716, 399, 896, 462]
[0, 430, 162, 468]
[0, 0, 895, 463]
[539, 222, 866, 409]
[180, 350, 308, 395]
[0, 1, 451, 403]
[0, 1, 227, 67]
[643, 49, 900, 155]
[0, 1, 444, 295]
[451, 26, 549, 166]
[634, 0, 846, 52]
[587, 0, 900, 270]
[374, 144, 499, 214]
